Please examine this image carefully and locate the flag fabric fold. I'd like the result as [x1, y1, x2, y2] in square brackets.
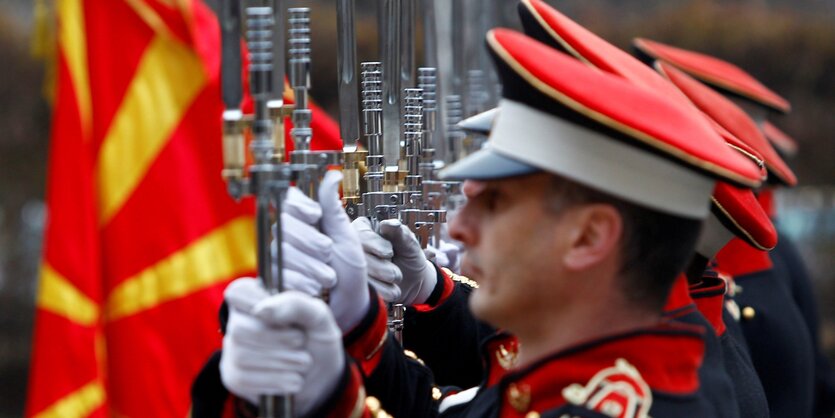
[24, 0, 343, 416]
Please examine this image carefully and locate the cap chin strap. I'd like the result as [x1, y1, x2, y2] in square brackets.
[490, 99, 714, 219]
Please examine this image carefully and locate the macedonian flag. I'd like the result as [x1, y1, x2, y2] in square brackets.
[25, 0, 338, 416]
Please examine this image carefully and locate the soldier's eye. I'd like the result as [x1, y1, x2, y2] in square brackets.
[483, 189, 502, 212]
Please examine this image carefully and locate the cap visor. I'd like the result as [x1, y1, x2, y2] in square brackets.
[458, 108, 499, 134]
[439, 147, 539, 181]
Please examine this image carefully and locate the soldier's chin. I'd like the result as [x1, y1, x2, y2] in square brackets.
[468, 288, 497, 325]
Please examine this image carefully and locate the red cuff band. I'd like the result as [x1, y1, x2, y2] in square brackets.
[344, 297, 389, 376]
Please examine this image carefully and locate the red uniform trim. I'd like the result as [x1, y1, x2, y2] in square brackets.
[497, 323, 705, 416]
[413, 268, 456, 313]
[714, 237, 773, 277]
[662, 274, 696, 318]
[323, 365, 369, 418]
[757, 188, 777, 219]
[220, 396, 236, 418]
[484, 333, 520, 387]
[689, 278, 728, 336]
[344, 297, 389, 377]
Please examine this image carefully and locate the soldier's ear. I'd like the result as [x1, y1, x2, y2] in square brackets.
[562, 204, 623, 272]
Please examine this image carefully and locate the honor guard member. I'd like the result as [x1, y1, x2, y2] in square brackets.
[421, 3, 776, 415]
[634, 38, 835, 418]
[217, 29, 765, 418]
[460, 3, 778, 416]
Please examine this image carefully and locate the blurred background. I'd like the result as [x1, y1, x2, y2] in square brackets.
[0, 0, 832, 416]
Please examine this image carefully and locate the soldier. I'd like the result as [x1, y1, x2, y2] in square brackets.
[420, 3, 774, 415]
[217, 29, 764, 417]
[633, 38, 835, 418]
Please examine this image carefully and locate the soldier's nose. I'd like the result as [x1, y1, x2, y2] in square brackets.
[449, 201, 477, 247]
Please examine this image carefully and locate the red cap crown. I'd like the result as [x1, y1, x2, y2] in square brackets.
[712, 183, 778, 251]
[487, 29, 762, 188]
[519, 0, 691, 110]
[632, 38, 790, 113]
[657, 62, 797, 186]
[762, 121, 799, 157]
[516, 0, 776, 245]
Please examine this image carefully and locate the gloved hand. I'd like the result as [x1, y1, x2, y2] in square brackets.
[272, 170, 370, 333]
[377, 219, 438, 305]
[317, 170, 371, 332]
[271, 186, 336, 297]
[351, 217, 403, 302]
[220, 278, 344, 416]
[424, 239, 462, 273]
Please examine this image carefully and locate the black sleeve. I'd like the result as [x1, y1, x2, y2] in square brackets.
[364, 334, 443, 418]
[403, 268, 496, 388]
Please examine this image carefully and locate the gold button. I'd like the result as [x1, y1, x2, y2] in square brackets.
[525, 412, 540, 418]
[365, 396, 381, 412]
[507, 382, 531, 413]
[742, 306, 756, 320]
[432, 386, 443, 401]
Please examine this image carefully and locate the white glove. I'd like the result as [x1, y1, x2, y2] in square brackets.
[271, 186, 336, 297]
[424, 239, 461, 273]
[220, 279, 345, 416]
[378, 219, 438, 305]
[317, 170, 371, 333]
[351, 217, 403, 302]
[268, 171, 370, 334]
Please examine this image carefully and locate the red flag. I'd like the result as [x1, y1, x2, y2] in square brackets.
[27, 0, 340, 416]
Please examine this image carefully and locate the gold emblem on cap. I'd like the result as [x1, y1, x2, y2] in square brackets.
[507, 382, 531, 413]
[496, 343, 518, 370]
[742, 306, 756, 320]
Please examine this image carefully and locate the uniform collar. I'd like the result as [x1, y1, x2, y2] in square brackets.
[689, 273, 728, 336]
[662, 274, 696, 317]
[483, 332, 519, 388]
[756, 188, 777, 219]
[714, 237, 773, 277]
[493, 322, 705, 415]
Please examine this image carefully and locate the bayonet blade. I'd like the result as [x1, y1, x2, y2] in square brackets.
[270, 2, 286, 104]
[337, 0, 360, 150]
[381, 0, 402, 166]
[220, 0, 242, 109]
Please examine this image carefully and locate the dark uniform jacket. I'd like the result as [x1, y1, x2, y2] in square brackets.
[715, 238, 816, 418]
[770, 235, 835, 418]
[312, 268, 722, 418]
[664, 273, 769, 418]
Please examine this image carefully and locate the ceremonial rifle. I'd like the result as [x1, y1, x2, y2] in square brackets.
[220, 2, 295, 416]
